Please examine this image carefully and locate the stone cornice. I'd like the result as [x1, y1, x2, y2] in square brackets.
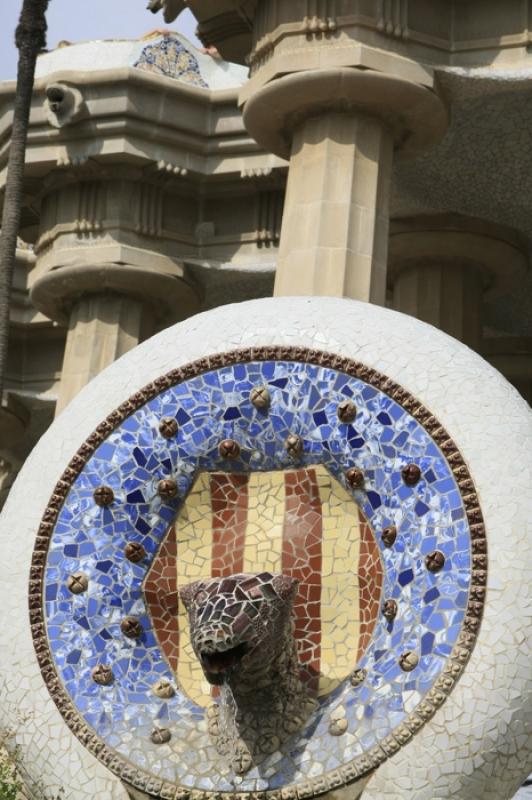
[177, 0, 532, 68]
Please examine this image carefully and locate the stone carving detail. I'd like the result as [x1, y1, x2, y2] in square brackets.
[304, 0, 338, 37]
[377, 0, 409, 39]
[256, 190, 283, 247]
[180, 573, 317, 774]
[136, 184, 163, 237]
[75, 181, 103, 235]
[44, 82, 86, 128]
[241, 166, 273, 179]
[147, 0, 186, 23]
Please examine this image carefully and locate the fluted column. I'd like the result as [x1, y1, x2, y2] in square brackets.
[389, 215, 528, 351]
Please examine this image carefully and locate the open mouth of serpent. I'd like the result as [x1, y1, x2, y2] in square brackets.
[200, 642, 249, 683]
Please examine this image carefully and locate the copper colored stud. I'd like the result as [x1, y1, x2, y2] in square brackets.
[219, 439, 241, 459]
[124, 541, 146, 563]
[381, 526, 397, 548]
[159, 417, 178, 439]
[120, 616, 143, 639]
[350, 668, 367, 687]
[93, 485, 114, 507]
[402, 464, 421, 486]
[399, 651, 419, 672]
[337, 399, 357, 424]
[157, 479, 178, 500]
[151, 727, 172, 745]
[346, 467, 364, 489]
[383, 599, 398, 622]
[250, 386, 271, 410]
[426, 550, 445, 573]
[92, 664, 114, 686]
[67, 573, 88, 595]
[285, 434, 303, 458]
[152, 679, 176, 699]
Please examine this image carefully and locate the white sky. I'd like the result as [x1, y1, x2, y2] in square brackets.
[0, 0, 201, 81]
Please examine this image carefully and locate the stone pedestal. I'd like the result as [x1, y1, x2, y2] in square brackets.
[389, 215, 528, 351]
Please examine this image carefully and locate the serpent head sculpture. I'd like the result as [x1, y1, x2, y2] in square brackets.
[180, 572, 318, 773]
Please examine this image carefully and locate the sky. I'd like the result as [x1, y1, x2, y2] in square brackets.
[0, 0, 201, 81]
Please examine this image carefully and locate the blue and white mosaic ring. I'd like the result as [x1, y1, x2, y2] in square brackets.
[30, 347, 486, 800]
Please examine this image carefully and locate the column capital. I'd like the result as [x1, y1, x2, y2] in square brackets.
[242, 67, 447, 161]
[30, 258, 201, 327]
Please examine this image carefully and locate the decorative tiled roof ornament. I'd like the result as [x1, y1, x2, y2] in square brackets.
[147, 0, 186, 23]
[134, 34, 208, 88]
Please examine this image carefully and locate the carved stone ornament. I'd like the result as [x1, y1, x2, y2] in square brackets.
[29, 347, 487, 800]
[44, 82, 86, 128]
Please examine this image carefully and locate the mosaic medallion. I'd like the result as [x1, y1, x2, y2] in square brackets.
[133, 35, 208, 88]
[30, 348, 486, 799]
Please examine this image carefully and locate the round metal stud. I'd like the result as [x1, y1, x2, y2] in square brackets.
[93, 485, 114, 507]
[157, 479, 178, 500]
[218, 439, 241, 459]
[345, 467, 364, 489]
[250, 385, 271, 410]
[381, 525, 397, 548]
[337, 399, 357, 424]
[402, 463, 421, 486]
[120, 616, 143, 639]
[349, 668, 367, 687]
[67, 572, 88, 595]
[383, 599, 398, 622]
[124, 541, 146, 564]
[285, 433, 303, 458]
[151, 727, 172, 745]
[329, 718, 348, 736]
[159, 417, 178, 439]
[426, 550, 446, 573]
[92, 664, 114, 686]
[152, 679, 176, 699]
[399, 651, 419, 672]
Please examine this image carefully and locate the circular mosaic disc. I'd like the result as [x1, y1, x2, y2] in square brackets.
[31, 348, 486, 799]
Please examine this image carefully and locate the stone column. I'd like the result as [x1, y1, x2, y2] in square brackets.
[55, 294, 153, 414]
[242, 67, 447, 306]
[275, 112, 392, 303]
[27, 168, 203, 415]
[31, 257, 200, 415]
[389, 215, 528, 351]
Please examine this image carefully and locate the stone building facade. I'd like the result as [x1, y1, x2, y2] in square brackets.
[1, 2, 532, 508]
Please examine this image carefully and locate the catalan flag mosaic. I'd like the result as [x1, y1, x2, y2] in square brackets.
[33, 350, 484, 798]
